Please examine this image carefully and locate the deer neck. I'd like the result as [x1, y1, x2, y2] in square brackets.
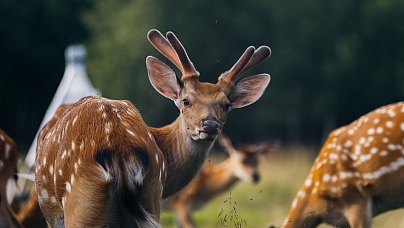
[149, 116, 215, 198]
[202, 159, 240, 194]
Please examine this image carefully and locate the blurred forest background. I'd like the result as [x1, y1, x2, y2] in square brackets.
[1, 0, 404, 153]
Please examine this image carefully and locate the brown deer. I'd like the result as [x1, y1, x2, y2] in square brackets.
[164, 134, 276, 228]
[283, 102, 404, 228]
[0, 128, 24, 228]
[35, 29, 271, 227]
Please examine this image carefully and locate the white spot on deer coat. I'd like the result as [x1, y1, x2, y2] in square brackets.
[344, 140, 352, 148]
[4, 144, 10, 159]
[331, 175, 338, 182]
[370, 147, 378, 154]
[388, 110, 396, 117]
[61, 150, 67, 159]
[62, 197, 66, 208]
[323, 174, 331, 182]
[126, 129, 135, 137]
[305, 178, 312, 187]
[291, 198, 298, 208]
[66, 181, 71, 193]
[72, 116, 78, 126]
[387, 144, 396, 151]
[41, 189, 49, 200]
[386, 121, 393, 128]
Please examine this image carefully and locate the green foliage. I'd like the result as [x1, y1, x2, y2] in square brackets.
[0, 0, 90, 145]
[217, 189, 247, 228]
[161, 148, 404, 227]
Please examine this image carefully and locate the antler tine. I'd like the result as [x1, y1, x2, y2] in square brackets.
[166, 32, 199, 81]
[219, 46, 256, 85]
[147, 29, 184, 73]
[238, 46, 271, 77]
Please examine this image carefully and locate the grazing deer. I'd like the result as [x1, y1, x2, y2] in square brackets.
[283, 102, 404, 228]
[164, 134, 276, 228]
[35, 29, 271, 227]
[0, 128, 24, 228]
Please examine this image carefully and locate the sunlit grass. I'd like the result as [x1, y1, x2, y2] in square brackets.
[160, 146, 404, 228]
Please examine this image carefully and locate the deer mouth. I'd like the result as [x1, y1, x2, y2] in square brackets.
[198, 131, 218, 141]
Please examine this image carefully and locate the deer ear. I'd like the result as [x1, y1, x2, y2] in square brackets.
[229, 74, 270, 109]
[218, 134, 237, 155]
[147, 56, 182, 102]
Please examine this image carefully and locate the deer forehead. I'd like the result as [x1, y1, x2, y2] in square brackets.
[182, 82, 230, 101]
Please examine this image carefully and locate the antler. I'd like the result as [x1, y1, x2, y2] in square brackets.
[147, 29, 199, 81]
[220, 45, 271, 85]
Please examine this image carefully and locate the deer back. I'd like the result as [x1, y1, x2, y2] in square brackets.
[284, 102, 404, 227]
[35, 96, 165, 227]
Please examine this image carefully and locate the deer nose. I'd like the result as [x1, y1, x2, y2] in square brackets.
[253, 173, 260, 183]
[202, 119, 220, 134]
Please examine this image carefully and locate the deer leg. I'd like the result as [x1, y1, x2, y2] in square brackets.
[173, 203, 195, 228]
[63, 165, 111, 228]
[343, 195, 372, 228]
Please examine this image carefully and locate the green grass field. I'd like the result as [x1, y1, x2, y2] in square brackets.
[160, 146, 404, 228]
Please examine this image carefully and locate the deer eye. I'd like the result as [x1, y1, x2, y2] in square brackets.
[182, 99, 190, 107]
[223, 103, 231, 112]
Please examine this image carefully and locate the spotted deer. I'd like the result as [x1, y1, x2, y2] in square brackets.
[283, 102, 404, 228]
[164, 134, 276, 228]
[35, 29, 271, 227]
[0, 129, 24, 228]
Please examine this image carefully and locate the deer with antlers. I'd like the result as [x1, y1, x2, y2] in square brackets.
[35, 29, 271, 227]
[164, 134, 276, 228]
[283, 102, 404, 228]
[0, 128, 24, 228]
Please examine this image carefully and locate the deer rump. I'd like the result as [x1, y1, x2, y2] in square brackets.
[35, 97, 163, 227]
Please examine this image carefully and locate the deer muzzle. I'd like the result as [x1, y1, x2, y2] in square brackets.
[202, 119, 219, 135]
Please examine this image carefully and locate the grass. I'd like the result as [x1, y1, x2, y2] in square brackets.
[160, 146, 404, 228]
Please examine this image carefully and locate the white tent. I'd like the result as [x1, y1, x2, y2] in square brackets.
[17, 44, 99, 194]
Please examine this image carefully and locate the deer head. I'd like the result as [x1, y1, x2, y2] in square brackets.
[147, 29, 271, 142]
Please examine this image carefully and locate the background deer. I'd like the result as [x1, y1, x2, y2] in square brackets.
[0, 128, 23, 228]
[35, 29, 271, 227]
[283, 102, 404, 228]
[164, 134, 276, 228]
